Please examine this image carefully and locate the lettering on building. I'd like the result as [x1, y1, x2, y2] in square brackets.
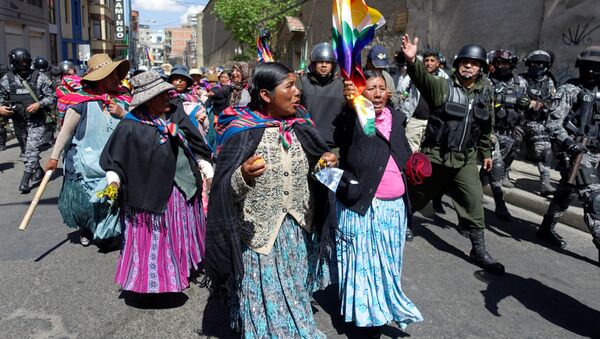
[115, 0, 126, 40]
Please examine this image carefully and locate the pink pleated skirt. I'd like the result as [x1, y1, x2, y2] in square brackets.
[115, 186, 205, 293]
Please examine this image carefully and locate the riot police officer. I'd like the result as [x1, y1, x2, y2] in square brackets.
[299, 42, 345, 149]
[33, 56, 56, 146]
[0, 48, 56, 193]
[58, 60, 76, 77]
[402, 34, 505, 275]
[485, 49, 530, 221]
[538, 45, 600, 264]
[520, 50, 557, 197]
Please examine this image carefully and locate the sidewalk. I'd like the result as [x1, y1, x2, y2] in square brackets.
[483, 160, 586, 232]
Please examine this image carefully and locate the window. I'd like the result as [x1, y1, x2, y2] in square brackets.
[93, 20, 102, 40]
[48, 0, 56, 24]
[64, 0, 70, 24]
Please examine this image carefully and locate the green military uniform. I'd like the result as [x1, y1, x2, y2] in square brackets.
[407, 58, 494, 231]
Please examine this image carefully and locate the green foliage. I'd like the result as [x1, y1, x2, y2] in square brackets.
[213, 0, 299, 51]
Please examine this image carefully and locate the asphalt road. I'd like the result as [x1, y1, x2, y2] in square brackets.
[0, 139, 599, 338]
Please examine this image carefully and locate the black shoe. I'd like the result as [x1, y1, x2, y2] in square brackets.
[469, 229, 505, 275]
[405, 227, 414, 242]
[19, 171, 32, 194]
[536, 224, 566, 248]
[495, 204, 513, 221]
[31, 167, 44, 184]
[492, 190, 512, 221]
[433, 198, 446, 214]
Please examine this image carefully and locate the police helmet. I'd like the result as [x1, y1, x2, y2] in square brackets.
[575, 45, 600, 68]
[525, 50, 552, 67]
[310, 43, 336, 65]
[8, 48, 32, 72]
[453, 44, 487, 72]
[59, 60, 76, 75]
[33, 56, 50, 72]
[491, 49, 519, 68]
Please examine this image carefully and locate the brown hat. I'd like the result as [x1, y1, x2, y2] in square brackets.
[207, 74, 219, 82]
[82, 54, 130, 82]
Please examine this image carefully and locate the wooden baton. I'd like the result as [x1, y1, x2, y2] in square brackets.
[18, 170, 53, 231]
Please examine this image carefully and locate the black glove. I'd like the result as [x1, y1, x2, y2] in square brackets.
[564, 138, 586, 157]
[517, 96, 531, 110]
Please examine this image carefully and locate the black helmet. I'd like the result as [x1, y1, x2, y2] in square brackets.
[525, 50, 551, 67]
[58, 60, 76, 75]
[33, 56, 49, 72]
[310, 43, 336, 64]
[575, 45, 600, 68]
[8, 48, 32, 73]
[453, 44, 487, 72]
[491, 49, 519, 68]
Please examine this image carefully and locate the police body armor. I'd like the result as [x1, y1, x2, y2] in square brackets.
[565, 87, 600, 151]
[524, 76, 552, 122]
[425, 79, 491, 153]
[6, 71, 42, 120]
[492, 79, 523, 131]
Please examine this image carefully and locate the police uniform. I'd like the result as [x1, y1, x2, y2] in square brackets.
[521, 73, 557, 195]
[540, 79, 600, 261]
[0, 70, 56, 176]
[486, 73, 529, 219]
[406, 49, 505, 275]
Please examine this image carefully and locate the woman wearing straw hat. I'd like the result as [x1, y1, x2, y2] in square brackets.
[45, 53, 131, 247]
[100, 71, 213, 294]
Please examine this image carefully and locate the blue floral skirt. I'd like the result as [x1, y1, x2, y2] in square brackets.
[235, 215, 326, 338]
[336, 197, 423, 328]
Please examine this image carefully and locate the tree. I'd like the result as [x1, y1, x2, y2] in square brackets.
[213, 0, 300, 60]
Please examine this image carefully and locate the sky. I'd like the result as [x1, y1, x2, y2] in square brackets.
[132, 0, 209, 30]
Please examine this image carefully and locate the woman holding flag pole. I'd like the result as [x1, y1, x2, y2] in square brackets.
[332, 0, 423, 335]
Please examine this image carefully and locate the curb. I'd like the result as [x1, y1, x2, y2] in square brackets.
[483, 185, 586, 232]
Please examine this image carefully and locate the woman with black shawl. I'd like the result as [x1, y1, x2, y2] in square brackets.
[207, 61, 251, 116]
[205, 62, 337, 338]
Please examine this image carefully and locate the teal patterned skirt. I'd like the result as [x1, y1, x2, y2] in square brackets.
[336, 197, 423, 328]
[234, 215, 326, 338]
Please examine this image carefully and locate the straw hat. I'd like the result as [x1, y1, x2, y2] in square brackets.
[129, 71, 174, 108]
[82, 54, 130, 82]
[189, 68, 202, 76]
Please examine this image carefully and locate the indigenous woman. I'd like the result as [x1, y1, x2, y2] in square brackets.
[209, 61, 251, 116]
[100, 71, 213, 293]
[334, 70, 423, 336]
[168, 65, 209, 136]
[205, 62, 337, 338]
[45, 54, 131, 247]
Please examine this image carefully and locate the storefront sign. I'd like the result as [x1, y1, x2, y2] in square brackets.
[115, 0, 126, 40]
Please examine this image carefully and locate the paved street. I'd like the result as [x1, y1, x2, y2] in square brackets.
[0, 139, 599, 338]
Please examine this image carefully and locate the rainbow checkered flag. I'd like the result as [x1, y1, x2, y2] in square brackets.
[332, 0, 385, 136]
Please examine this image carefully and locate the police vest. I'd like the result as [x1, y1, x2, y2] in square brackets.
[524, 75, 552, 121]
[492, 78, 523, 130]
[565, 87, 600, 143]
[426, 79, 492, 152]
[7, 71, 42, 119]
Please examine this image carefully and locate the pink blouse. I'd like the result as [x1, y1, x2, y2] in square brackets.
[374, 107, 406, 199]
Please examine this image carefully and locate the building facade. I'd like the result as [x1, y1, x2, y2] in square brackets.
[164, 25, 193, 66]
[58, 0, 91, 64]
[0, 0, 50, 65]
[137, 25, 165, 68]
[89, 0, 115, 57]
